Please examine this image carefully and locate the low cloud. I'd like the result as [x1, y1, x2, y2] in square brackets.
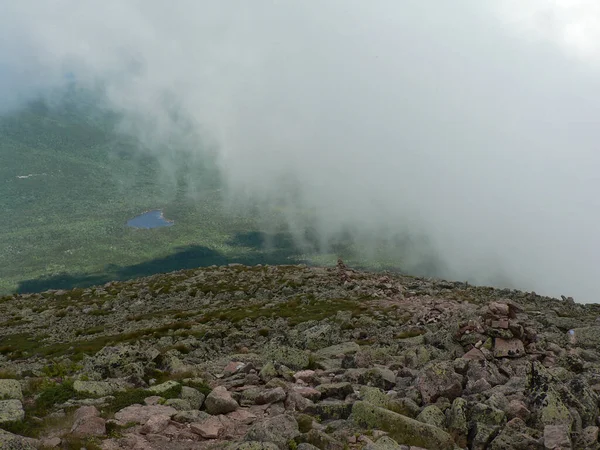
[2, 1, 600, 301]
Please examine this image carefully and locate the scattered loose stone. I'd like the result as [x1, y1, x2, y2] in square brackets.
[1, 264, 600, 449]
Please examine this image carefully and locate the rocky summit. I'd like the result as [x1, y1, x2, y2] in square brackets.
[1, 262, 600, 449]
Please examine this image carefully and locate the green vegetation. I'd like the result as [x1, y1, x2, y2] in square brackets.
[0, 89, 419, 296]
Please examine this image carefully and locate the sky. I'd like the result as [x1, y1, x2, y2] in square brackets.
[1, 1, 600, 302]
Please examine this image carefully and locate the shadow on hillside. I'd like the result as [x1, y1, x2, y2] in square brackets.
[16, 237, 308, 294]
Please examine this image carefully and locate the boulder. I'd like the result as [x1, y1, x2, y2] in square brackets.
[543, 424, 571, 450]
[191, 416, 225, 439]
[0, 430, 38, 450]
[0, 400, 24, 424]
[205, 386, 239, 415]
[263, 346, 310, 370]
[416, 405, 447, 429]
[256, 387, 287, 405]
[493, 338, 525, 358]
[181, 386, 205, 409]
[351, 401, 456, 450]
[0, 380, 23, 401]
[417, 361, 463, 404]
[73, 379, 130, 397]
[70, 406, 106, 438]
[147, 380, 180, 395]
[114, 404, 177, 425]
[316, 382, 354, 400]
[140, 414, 171, 435]
[244, 414, 300, 449]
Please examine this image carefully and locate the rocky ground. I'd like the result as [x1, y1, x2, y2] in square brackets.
[1, 261, 600, 449]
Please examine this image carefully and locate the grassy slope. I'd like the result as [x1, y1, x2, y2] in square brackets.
[0, 90, 417, 295]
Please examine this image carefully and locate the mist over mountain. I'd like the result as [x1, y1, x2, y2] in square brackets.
[2, 1, 600, 301]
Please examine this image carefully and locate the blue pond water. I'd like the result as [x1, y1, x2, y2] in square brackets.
[127, 209, 174, 229]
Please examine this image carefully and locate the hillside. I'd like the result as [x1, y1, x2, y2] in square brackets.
[1, 262, 599, 449]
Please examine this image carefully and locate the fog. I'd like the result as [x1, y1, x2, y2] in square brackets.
[2, 1, 600, 302]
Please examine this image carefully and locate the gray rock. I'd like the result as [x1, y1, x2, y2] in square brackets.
[488, 418, 543, 450]
[446, 397, 468, 448]
[469, 402, 507, 427]
[544, 424, 571, 450]
[316, 382, 354, 400]
[359, 367, 397, 390]
[147, 380, 180, 394]
[0, 400, 24, 424]
[256, 387, 287, 405]
[297, 445, 320, 450]
[172, 410, 211, 423]
[579, 426, 600, 449]
[181, 386, 205, 409]
[263, 345, 310, 370]
[304, 400, 353, 421]
[163, 398, 192, 411]
[416, 405, 446, 429]
[363, 436, 403, 449]
[205, 386, 239, 415]
[0, 380, 22, 401]
[73, 379, 130, 397]
[470, 422, 501, 450]
[351, 401, 456, 450]
[0, 430, 38, 450]
[230, 443, 280, 450]
[245, 414, 300, 449]
[69, 406, 106, 438]
[570, 327, 600, 348]
[299, 429, 345, 450]
[417, 361, 463, 404]
[259, 362, 278, 383]
[315, 342, 360, 359]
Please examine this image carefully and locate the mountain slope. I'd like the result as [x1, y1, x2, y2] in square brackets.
[0, 263, 598, 448]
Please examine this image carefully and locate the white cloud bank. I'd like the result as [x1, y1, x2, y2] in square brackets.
[2, 1, 600, 301]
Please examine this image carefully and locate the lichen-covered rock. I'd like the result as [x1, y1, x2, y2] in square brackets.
[244, 414, 299, 449]
[255, 387, 286, 405]
[172, 409, 210, 423]
[468, 403, 507, 427]
[445, 397, 468, 447]
[298, 429, 345, 450]
[363, 436, 403, 449]
[304, 400, 353, 421]
[0, 430, 38, 450]
[488, 418, 543, 450]
[73, 379, 131, 397]
[147, 380, 180, 394]
[229, 442, 280, 450]
[163, 398, 192, 410]
[569, 326, 600, 348]
[259, 362, 278, 382]
[469, 422, 501, 450]
[263, 345, 310, 370]
[0, 400, 24, 424]
[316, 382, 354, 400]
[351, 401, 457, 450]
[181, 385, 205, 409]
[0, 380, 22, 401]
[538, 391, 573, 429]
[417, 405, 447, 429]
[417, 361, 463, 404]
[315, 342, 360, 359]
[578, 426, 600, 449]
